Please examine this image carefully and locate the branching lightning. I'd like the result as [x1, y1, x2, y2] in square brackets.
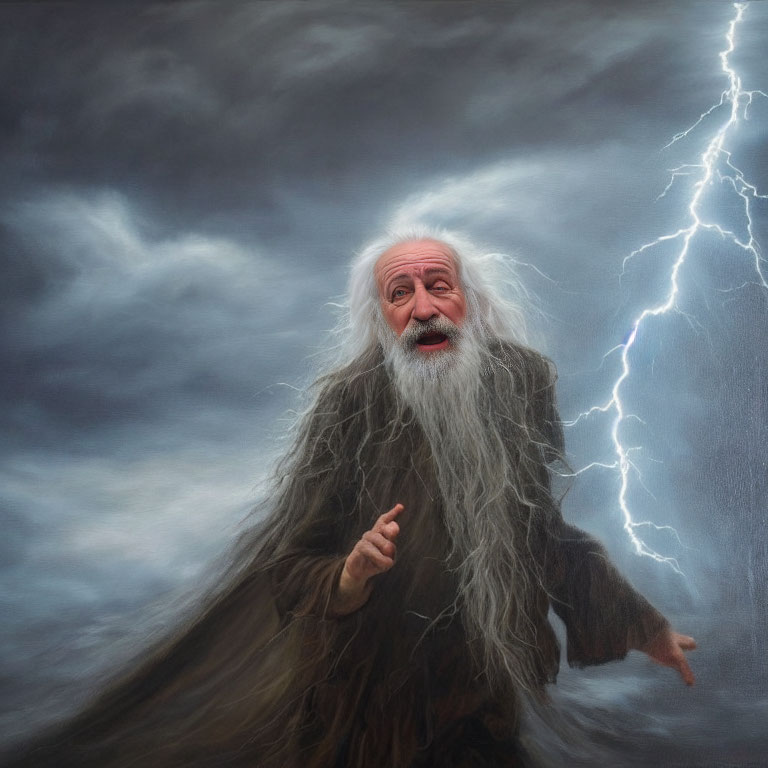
[569, 2, 766, 573]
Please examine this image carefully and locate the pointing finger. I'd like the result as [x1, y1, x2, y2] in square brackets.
[381, 503, 404, 523]
[374, 504, 404, 535]
[676, 654, 695, 686]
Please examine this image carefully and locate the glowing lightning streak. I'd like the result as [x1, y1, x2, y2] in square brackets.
[570, 2, 767, 574]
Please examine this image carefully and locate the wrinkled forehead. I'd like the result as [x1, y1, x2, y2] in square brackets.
[374, 239, 460, 292]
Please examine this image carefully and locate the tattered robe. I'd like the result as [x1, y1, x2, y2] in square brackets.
[11, 344, 668, 768]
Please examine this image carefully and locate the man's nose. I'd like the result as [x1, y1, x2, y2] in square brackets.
[411, 283, 439, 322]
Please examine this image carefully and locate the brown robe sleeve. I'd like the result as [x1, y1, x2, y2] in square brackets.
[545, 522, 669, 667]
[270, 552, 347, 620]
[267, 487, 356, 621]
[531, 352, 670, 667]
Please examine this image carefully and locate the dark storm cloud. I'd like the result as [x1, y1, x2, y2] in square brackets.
[0, 1, 730, 234]
[1, 1, 767, 764]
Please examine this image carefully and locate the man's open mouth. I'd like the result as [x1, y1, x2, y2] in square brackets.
[416, 332, 448, 347]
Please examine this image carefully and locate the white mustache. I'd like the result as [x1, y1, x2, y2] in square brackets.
[399, 317, 461, 352]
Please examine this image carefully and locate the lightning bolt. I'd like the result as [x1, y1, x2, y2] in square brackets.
[569, 2, 767, 574]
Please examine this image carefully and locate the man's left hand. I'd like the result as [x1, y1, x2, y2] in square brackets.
[640, 627, 697, 685]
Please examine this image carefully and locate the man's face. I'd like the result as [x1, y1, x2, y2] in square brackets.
[375, 239, 467, 353]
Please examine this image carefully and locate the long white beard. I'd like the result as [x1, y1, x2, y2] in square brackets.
[380, 315, 547, 692]
[380, 314, 485, 404]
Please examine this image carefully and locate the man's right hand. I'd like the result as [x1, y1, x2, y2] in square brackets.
[334, 503, 403, 615]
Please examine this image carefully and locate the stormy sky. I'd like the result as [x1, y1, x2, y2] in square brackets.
[1, 2, 767, 765]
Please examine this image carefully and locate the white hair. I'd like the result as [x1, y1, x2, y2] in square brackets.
[334, 225, 535, 365]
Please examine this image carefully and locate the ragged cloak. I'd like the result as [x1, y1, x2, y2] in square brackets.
[7, 344, 668, 768]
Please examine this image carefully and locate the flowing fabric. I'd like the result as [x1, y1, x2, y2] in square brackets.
[8, 344, 668, 768]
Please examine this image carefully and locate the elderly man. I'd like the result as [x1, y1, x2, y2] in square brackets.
[11, 229, 695, 768]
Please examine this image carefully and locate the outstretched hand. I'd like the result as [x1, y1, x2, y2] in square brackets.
[640, 627, 697, 685]
[334, 503, 403, 615]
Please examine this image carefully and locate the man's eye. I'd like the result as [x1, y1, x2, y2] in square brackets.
[392, 288, 408, 300]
